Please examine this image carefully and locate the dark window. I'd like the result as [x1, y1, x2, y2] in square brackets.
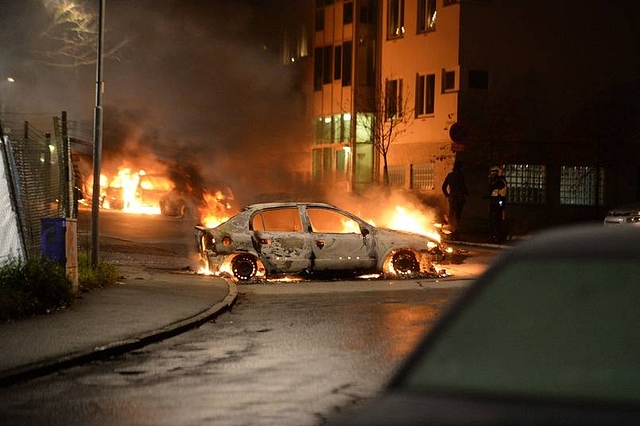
[359, 3, 373, 24]
[314, 47, 323, 91]
[334, 45, 342, 80]
[385, 79, 403, 120]
[315, 8, 325, 31]
[342, 41, 352, 86]
[469, 70, 489, 89]
[415, 74, 435, 115]
[387, 0, 405, 39]
[343, 2, 354, 24]
[323, 46, 333, 85]
[443, 70, 456, 91]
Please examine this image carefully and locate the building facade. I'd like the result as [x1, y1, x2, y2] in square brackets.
[308, 0, 639, 236]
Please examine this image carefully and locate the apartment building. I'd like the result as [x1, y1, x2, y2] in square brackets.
[309, 0, 638, 235]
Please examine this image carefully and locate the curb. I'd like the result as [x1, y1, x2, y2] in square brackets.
[0, 282, 238, 387]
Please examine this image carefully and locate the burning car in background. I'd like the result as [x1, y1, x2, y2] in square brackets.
[101, 169, 174, 214]
[195, 202, 445, 282]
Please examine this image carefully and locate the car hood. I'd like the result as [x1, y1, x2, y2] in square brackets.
[373, 227, 438, 245]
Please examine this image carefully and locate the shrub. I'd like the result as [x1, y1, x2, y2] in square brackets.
[0, 258, 74, 322]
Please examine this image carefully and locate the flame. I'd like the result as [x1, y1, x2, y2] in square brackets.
[362, 205, 441, 242]
[97, 167, 174, 215]
[385, 205, 441, 242]
[199, 190, 234, 228]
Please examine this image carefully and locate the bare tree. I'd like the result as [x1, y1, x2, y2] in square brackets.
[39, 0, 127, 67]
[365, 77, 414, 186]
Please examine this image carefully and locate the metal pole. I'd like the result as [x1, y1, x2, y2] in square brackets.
[91, 0, 105, 268]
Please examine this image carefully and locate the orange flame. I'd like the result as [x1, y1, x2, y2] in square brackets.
[383, 205, 441, 242]
[200, 190, 234, 228]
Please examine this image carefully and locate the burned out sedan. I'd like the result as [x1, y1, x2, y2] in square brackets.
[195, 202, 444, 281]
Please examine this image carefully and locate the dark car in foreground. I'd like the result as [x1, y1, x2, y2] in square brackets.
[195, 202, 444, 281]
[330, 224, 640, 425]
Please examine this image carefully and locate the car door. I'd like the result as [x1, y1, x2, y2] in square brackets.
[251, 206, 313, 274]
[304, 206, 376, 272]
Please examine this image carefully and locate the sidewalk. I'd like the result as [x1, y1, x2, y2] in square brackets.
[0, 265, 237, 386]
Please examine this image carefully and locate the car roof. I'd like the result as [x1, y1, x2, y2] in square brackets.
[242, 202, 339, 212]
[498, 223, 640, 259]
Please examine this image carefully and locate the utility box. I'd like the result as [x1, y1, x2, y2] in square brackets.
[41, 218, 78, 292]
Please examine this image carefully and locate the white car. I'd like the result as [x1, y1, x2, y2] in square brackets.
[603, 202, 640, 226]
[195, 202, 444, 281]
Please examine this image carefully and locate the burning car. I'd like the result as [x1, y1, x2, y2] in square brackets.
[195, 202, 444, 282]
[101, 169, 174, 215]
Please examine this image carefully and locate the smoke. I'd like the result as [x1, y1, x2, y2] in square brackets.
[3, 1, 444, 225]
[95, 0, 309, 206]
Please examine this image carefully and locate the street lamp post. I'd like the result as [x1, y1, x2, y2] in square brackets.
[91, 0, 105, 268]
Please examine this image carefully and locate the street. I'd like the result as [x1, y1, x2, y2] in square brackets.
[0, 209, 493, 425]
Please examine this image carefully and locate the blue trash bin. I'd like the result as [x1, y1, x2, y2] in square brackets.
[41, 218, 67, 265]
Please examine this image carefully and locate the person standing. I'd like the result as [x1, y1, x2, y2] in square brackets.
[441, 160, 468, 240]
[488, 166, 508, 243]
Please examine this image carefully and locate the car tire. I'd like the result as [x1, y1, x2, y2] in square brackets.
[391, 250, 420, 275]
[231, 254, 258, 281]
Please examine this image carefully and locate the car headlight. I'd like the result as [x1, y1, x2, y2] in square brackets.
[625, 216, 640, 223]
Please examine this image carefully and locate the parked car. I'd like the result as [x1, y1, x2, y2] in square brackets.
[603, 201, 640, 226]
[329, 224, 640, 425]
[195, 202, 444, 281]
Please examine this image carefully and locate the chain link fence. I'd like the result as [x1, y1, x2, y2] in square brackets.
[1, 117, 77, 260]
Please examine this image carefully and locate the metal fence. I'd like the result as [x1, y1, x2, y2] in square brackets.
[0, 116, 76, 259]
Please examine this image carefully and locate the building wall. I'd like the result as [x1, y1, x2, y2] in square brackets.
[377, 0, 639, 237]
[305, 0, 638, 236]
[380, 0, 462, 214]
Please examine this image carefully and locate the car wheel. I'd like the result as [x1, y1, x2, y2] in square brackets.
[391, 250, 420, 275]
[231, 254, 258, 281]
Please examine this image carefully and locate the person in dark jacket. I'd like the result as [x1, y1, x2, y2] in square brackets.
[441, 160, 468, 240]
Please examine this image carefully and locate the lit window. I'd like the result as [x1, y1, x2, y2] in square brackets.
[415, 74, 435, 116]
[560, 166, 605, 206]
[387, 0, 405, 39]
[417, 0, 436, 33]
[504, 164, 546, 205]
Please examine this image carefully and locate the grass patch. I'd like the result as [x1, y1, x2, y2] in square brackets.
[78, 253, 119, 291]
[0, 254, 120, 322]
